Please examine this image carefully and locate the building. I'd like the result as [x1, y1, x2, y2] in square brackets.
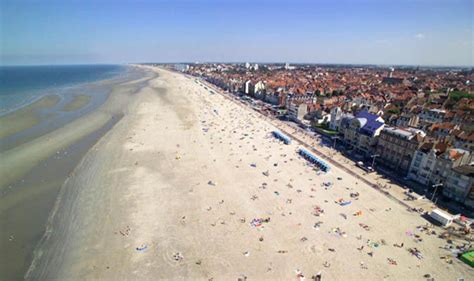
[431, 148, 472, 185]
[408, 142, 448, 186]
[174, 64, 189, 72]
[244, 80, 253, 95]
[284, 62, 295, 70]
[340, 110, 385, 157]
[452, 130, 474, 152]
[253, 81, 266, 100]
[376, 127, 425, 175]
[419, 109, 446, 125]
[311, 109, 331, 125]
[429, 122, 458, 139]
[287, 102, 308, 122]
[264, 91, 282, 106]
[395, 113, 419, 128]
[382, 77, 404, 85]
[329, 107, 343, 130]
[254, 81, 265, 94]
[442, 164, 474, 210]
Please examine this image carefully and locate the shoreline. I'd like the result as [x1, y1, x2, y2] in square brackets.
[0, 69, 130, 152]
[0, 64, 127, 117]
[0, 65, 156, 280]
[0, 94, 60, 140]
[24, 67, 472, 280]
[61, 94, 92, 112]
[0, 116, 121, 280]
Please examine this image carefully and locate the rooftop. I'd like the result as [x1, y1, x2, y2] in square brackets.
[452, 164, 474, 177]
[383, 126, 426, 140]
[355, 110, 385, 136]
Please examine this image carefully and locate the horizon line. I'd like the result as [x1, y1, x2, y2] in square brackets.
[1, 61, 473, 69]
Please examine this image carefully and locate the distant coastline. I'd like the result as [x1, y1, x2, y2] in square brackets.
[137, 62, 474, 70]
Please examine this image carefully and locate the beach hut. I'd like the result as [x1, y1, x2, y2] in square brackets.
[298, 148, 330, 172]
[272, 131, 292, 145]
[429, 209, 454, 227]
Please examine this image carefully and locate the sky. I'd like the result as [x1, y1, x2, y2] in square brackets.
[1, 0, 473, 66]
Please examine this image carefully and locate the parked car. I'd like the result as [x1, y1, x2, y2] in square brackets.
[356, 161, 374, 173]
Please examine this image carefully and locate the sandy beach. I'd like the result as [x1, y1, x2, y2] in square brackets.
[26, 66, 472, 280]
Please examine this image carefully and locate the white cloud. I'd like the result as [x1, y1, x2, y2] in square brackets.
[415, 33, 425, 40]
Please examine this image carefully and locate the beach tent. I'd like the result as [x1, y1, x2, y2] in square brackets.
[460, 251, 474, 267]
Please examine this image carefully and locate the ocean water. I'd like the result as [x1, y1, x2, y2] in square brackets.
[0, 64, 149, 280]
[0, 65, 125, 114]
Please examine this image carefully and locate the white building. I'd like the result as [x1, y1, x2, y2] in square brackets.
[254, 81, 265, 93]
[284, 62, 295, 70]
[339, 110, 385, 156]
[442, 164, 474, 208]
[313, 110, 331, 125]
[288, 102, 308, 122]
[407, 142, 445, 185]
[329, 107, 343, 130]
[244, 80, 253, 95]
[431, 148, 472, 184]
[253, 81, 266, 100]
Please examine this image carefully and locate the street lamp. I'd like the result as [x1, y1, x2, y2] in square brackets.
[431, 183, 443, 202]
[371, 154, 379, 170]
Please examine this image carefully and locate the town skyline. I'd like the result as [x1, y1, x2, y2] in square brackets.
[181, 61, 473, 213]
[4, 61, 474, 68]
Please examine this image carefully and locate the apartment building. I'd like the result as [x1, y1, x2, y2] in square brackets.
[376, 127, 425, 175]
[287, 102, 308, 122]
[442, 164, 474, 209]
[407, 142, 447, 186]
[340, 110, 385, 157]
[431, 148, 472, 184]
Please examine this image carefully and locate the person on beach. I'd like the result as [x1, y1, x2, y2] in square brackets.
[312, 271, 322, 281]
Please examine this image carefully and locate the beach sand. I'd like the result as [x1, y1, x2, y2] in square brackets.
[26, 67, 472, 280]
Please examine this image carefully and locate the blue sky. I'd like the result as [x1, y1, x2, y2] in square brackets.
[1, 0, 472, 66]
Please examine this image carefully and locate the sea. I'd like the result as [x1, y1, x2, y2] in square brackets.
[0, 64, 126, 115]
[0, 64, 136, 280]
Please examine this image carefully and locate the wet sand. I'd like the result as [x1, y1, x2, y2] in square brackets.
[0, 66, 156, 280]
[0, 118, 117, 280]
[0, 95, 60, 139]
[25, 66, 472, 280]
[61, 94, 92, 112]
